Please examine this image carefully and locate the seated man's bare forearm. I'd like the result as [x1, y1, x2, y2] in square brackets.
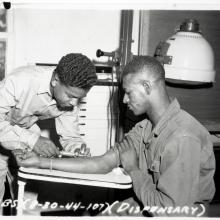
[39, 149, 119, 174]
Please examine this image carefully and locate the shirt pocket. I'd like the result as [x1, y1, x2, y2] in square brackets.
[149, 160, 160, 184]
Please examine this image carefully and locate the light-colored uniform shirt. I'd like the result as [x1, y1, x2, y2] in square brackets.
[0, 65, 84, 201]
[113, 99, 215, 216]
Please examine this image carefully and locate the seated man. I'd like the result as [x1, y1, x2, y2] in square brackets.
[0, 53, 97, 210]
[14, 56, 216, 217]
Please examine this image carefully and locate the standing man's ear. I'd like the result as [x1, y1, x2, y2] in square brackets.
[51, 72, 60, 87]
[142, 80, 152, 95]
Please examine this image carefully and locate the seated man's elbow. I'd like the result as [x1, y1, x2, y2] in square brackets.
[93, 155, 116, 174]
[100, 163, 113, 174]
[93, 160, 112, 174]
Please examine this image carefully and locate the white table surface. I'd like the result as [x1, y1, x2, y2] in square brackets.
[18, 167, 132, 189]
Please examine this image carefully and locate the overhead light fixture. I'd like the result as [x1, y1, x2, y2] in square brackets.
[154, 19, 215, 85]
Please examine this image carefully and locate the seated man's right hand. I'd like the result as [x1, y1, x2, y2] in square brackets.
[33, 136, 60, 158]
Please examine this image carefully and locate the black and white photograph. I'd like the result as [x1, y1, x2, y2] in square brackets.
[0, 0, 220, 218]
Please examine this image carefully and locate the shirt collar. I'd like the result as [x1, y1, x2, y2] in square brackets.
[37, 67, 55, 96]
[152, 98, 181, 136]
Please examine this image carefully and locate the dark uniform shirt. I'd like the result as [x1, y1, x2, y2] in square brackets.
[113, 99, 215, 214]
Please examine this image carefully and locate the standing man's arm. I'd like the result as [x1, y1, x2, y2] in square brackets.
[0, 75, 59, 157]
[55, 107, 85, 153]
[0, 76, 39, 150]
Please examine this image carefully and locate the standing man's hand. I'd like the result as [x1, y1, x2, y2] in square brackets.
[13, 149, 41, 168]
[73, 143, 91, 157]
[33, 136, 60, 158]
[118, 135, 139, 173]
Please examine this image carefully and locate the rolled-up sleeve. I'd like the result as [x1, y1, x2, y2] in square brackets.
[129, 136, 204, 208]
[112, 121, 148, 167]
[0, 77, 40, 150]
[55, 106, 84, 152]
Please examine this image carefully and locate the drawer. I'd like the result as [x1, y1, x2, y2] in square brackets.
[80, 94, 118, 107]
[79, 123, 117, 145]
[84, 135, 116, 156]
[79, 119, 117, 129]
[88, 85, 118, 94]
[80, 86, 118, 106]
[81, 129, 116, 141]
[85, 138, 109, 156]
[79, 107, 119, 119]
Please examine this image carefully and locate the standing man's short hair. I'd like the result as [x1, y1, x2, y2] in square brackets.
[55, 53, 97, 90]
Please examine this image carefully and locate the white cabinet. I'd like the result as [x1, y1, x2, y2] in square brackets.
[78, 84, 119, 156]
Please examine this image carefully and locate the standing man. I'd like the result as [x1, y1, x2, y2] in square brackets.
[15, 56, 215, 217]
[0, 53, 97, 205]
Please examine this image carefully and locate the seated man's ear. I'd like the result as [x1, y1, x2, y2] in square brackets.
[142, 80, 152, 95]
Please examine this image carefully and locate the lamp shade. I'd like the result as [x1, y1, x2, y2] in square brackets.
[154, 19, 215, 85]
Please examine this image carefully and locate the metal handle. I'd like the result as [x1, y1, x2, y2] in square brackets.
[96, 49, 114, 58]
